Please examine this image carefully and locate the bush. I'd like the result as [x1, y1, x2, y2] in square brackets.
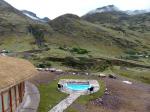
[70, 47, 89, 54]
[125, 49, 137, 55]
[63, 57, 111, 71]
[37, 61, 51, 68]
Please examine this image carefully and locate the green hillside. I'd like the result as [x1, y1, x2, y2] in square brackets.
[0, 0, 150, 69]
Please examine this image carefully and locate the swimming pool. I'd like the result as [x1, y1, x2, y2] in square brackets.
[65, 82, 91, 91]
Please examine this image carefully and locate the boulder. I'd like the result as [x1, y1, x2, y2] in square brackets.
[108, 74, 117, 79]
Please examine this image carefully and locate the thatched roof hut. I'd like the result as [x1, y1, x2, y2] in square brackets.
[0, 56, 38, 92]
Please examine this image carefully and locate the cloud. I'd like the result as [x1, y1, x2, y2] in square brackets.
[5, 0, 150, 19]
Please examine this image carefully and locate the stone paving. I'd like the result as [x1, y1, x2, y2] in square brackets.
[16, 81, 40, 112]
[49, 93, 81, 112]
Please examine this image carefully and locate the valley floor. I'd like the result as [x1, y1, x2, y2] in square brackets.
[29, 71, 150, 112]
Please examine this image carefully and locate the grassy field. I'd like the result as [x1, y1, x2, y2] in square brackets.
[38, 75, 105, 112]
[38, 79, 68, 112]
[0, 35, 38, 52]
[112, 66, 150, 84]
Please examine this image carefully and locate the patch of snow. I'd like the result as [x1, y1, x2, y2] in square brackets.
[87, 5, 119, 15]
[125, 10, 149, 15]
[86, 5, 150, 16]
[23, 13, 39, 20]
[122, 81, 132, 85]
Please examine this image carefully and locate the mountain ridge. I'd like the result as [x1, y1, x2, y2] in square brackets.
[85, 5, 150, 16]
[22, 10, 50, 22]
[0, 0, 149, 66]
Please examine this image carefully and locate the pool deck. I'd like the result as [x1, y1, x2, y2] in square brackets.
[49, 79, 100, 112]
[58, 79, 100, 95]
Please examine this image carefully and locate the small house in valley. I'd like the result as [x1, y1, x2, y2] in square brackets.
[0, 56, 37, 112]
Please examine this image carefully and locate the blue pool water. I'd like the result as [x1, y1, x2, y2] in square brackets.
[65, 83, 91, 91]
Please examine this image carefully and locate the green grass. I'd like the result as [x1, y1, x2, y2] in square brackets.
[65, 107, 78, 112]
[38, 75, 105, 112]
[38, 79, 68, 112]
[76, 80, 105, 104]
[0, 35, 38, 52]
[112, 66, 150, 84]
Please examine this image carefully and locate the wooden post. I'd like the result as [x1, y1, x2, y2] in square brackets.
[14, 86, 17, 107]
[1, 93, 4, 112]
[9, 90, 12, 112]
[19, 83, 22, 103]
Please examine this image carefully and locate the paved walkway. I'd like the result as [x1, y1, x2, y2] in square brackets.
[49, 93, 81, 112]
[16, 81, 40, 112]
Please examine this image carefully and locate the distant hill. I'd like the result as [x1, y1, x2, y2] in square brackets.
[0, 0, 53, 51]
[22, 10, 50, 22]
[0, 1, 149, 66]
[85, 5, 150, 16]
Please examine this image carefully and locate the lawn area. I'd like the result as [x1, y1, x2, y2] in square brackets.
[112, 66, 150, 84]
[76, 80, 105, 104]
[38, 79, 68, 112]
[38, 75, 105, 112]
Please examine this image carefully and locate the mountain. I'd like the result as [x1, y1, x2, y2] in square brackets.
[83, 5, 150, 24]
[0, 0, 53, 51]
[86, 5, 150, 16]
[0, 0, 31, 35]
[0, 1, 150, 66]
[49, 13, 149, 53]
[83, 6, 150, 34]
[126, 10, 149, 15]
[22, 10, 50, 22]
[87, 5, 120, 15]
[83, 5, 129, 24]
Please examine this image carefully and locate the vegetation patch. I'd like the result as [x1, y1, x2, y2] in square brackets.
[70, 47, 89, 54]
[59, 46, 89, 54]
[28, 24, 47, 48]
[38, 79, 68, 112]
[37, 61, 52, 68]
[76, 80, 105, 104]
[112, 66, 150, 84]
[63, 57, 111, 72]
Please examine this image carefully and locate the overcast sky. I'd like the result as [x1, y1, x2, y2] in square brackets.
[5, 0, 150, 19]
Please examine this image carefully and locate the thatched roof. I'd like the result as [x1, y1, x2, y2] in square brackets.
[0, 56, 38, 92]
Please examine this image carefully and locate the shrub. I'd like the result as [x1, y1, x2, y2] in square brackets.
[70, 47, 89, 54]
[63, 57, 111, 71]
[37, 61, 51, 68]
